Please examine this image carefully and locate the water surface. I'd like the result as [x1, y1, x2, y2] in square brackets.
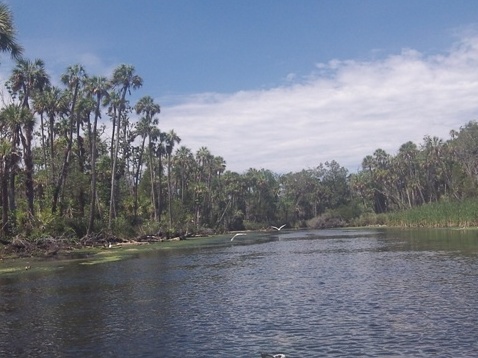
[1, 228, 478, 357]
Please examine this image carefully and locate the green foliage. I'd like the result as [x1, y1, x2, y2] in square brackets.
[110, 217, 137, 239]
[350, 212, 387, 227]
[385, 199, 478, 227]
[137, 219, 163, 236]
[29, 214, 79, 239]
[5, 2, 478, 241]
[242, 220, 267, 231]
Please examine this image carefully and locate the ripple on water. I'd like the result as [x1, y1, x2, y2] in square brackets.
[2, 230, 478, 357]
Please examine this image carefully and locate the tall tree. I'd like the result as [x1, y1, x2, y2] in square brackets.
[0, 104, 26, 235]
[173, 146, 195, 204]
[52, 65, 87, 214]
[108, 64, 143, 230]
[0, 139, 12, 236]
[0, 3, 22, 61]
[86, 76, 110, 234]
[153, 131, 166, 221]
[8, 58, 50, 217]
[33, 86, 68, 184]
[133, 96, 160, 221]
[165, 129, 180, 231]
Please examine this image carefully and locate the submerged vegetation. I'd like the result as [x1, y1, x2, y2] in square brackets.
[1, 3, 478, 258]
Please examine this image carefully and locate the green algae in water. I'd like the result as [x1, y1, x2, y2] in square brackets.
[79, 255, 123, 265]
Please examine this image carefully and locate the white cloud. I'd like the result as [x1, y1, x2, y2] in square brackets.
[160, 35, 478, 174]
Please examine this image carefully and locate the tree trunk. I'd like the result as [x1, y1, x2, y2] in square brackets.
[133, 136, 146, 221]
[167, 154, 172, 231]
[52, 135, 72, 214]
[108, 114, 121, 230]
[19, 126, 34, 217]
[87, 106, 100, 235]
[1, 160, 9, 236]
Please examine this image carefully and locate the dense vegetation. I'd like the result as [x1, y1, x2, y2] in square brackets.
[1, 4, 478, 246]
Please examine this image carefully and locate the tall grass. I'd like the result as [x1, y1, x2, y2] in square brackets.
[380, 199, 478, 227]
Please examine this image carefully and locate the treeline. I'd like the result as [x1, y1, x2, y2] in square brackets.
[351, 122, 478, 215]
[1, 4, 478, 241]
[1, 54, 478, 240]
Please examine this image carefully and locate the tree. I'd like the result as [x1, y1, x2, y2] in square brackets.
[0, 139, 12, 236]
[51, 65, 87, 214]
[32, 86, 68, 186]
[421, 135, 451, 201]
[8, 58, 50, 217]
[0, 3, 22, 61]
[165, 129, 181, 231]
[133, 96, 160, 221]
[447, 121, 478, 198]
[61, 64, 88, 167]
[319, 161, 350, 209]
[394, 141, 423, 208]
[86, 76, 110, 234]
[0, 104, 30, 231]
[173, 146, 195, 204]
[108, 64, 143, 230]
[153, 130, 166, 221]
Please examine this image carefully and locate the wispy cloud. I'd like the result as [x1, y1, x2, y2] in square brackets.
[160, 34, 478, 173]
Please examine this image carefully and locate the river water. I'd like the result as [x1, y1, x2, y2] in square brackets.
[1, 228, 478, 357]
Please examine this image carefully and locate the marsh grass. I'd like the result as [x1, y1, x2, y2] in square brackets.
[383, 199, 478, 227]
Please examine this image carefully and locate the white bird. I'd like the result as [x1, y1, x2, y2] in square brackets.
[230, 233, 247, 241]
[271, 224, 286, 231]
[107, 242, 112, 248]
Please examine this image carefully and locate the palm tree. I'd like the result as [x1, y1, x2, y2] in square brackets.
[133, 96, 160, 220]
[108, 64, 143, 230]
[0, 139, 11, 236]
[165, 129, 181, 231]
[0, 3, 23, 61]
[85, 76, 110, 234]
[422, 135, 448, 201]
[0, 104, 30, 226]
[8, 58, 50, 217]
[49, 65, 87, 214]
[132, 116, 155, 219]
[9, 58, 49, 108]
[153, 130, 166, 221]
[32, 86, 68, 184]
[173, 146, 195, 203]
[61, 64, 87, 164]
[104, 91, 121, 161]
[16, 108, 35, 218]
[135, 95, 160, 120]
[194, 147, 213, 225]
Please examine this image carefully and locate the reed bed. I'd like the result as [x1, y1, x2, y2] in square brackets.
[383, 199, 478, 228]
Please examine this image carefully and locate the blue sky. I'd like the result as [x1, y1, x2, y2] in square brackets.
[3, 0, 478, 173]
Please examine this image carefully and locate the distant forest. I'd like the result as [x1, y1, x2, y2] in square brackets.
[1, 3, 478, 241]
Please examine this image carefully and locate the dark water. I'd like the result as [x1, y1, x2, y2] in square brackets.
[2, 228, 478, 357]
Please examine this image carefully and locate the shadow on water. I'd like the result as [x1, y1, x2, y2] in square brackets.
[2, 228, 478, 357]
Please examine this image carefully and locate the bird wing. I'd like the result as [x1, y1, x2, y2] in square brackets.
[231, 233, 245, 241]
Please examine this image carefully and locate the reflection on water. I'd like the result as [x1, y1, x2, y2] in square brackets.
[1, 228, 478, 357]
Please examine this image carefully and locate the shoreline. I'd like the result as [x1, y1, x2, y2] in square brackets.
[0, 235, 217, 276]
[3, 225, 477, 276]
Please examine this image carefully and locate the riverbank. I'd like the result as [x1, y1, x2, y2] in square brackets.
[0, 233, 222, 275]
[0, 229, 283, 275]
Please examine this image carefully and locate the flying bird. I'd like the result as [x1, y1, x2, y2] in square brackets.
[271, 224, 286, 231]
[230, 233, 247, 241]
